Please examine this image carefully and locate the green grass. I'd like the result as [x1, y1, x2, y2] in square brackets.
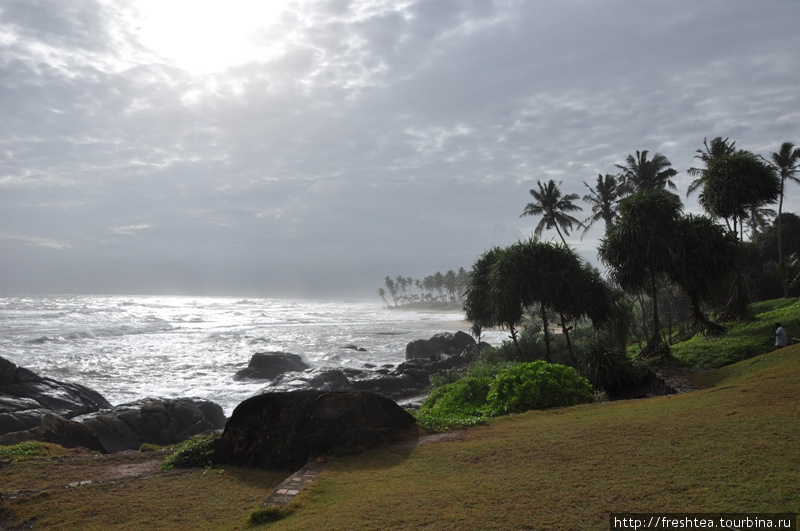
[671, 298, 800, 367]
[264, 346, 800, 530]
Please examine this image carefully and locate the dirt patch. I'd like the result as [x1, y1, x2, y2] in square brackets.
[98, 459, 162, 480]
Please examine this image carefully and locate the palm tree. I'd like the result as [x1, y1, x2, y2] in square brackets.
[581, 173, 622, 237]
[770, 142, 800, 276]
[616, 150, 678, 195]
[686, 137, 737, 198]
[520, 179, 584, 246]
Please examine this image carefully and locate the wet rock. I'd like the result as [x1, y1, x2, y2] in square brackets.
[0, 356, 112, 436]
[80, 398, 226, 453]
[233, 352, 309, 381]
[215, 391, 415, 470]
[405, 331, 476, 360]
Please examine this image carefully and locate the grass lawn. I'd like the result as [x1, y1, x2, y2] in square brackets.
[670, 298, 800, 367]
[266, 346, 800, 530]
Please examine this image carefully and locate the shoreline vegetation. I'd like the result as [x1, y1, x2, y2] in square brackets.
[2, 298, 798, 529]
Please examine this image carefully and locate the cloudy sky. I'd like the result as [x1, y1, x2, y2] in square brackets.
[1, 0, 798, 298]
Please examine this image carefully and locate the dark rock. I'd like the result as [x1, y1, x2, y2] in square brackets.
[36, 414, 106, 453]
[233, 352, 309, 381]
[0, 356, 112, 436]
[267, 368, 355, 394]
[405, 332, 476, 360]
[341, 344, 367, 352]
[429, 354, 471, 373]
[80, 398, 226, 453]
[214, 391, 415, 470]
[452, 330, 477, 351]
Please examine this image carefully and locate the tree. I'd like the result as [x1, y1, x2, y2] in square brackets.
[520, 179, 584, 246]
[698, 151, 780, 319]
[698, 151, 780, 241]
[668, 215, 737, 335]
[686, 137, 737, 198]
[581, 173, 622, 237]
[616, 150, 678, 195]
[464, 239, 612, 363]
[598, 189, 683, 358]
[770, 141, 800, 296]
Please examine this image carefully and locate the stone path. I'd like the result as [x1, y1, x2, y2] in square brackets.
[261, 461, 325, 507]
[259, 431, 468, 507]
[649, 367, 708, 395]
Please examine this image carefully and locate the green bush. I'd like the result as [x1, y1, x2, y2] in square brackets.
[162, 432, 220, 470]
[580, 338, 646, 396]
[415, 376, 492, 431]
[486, 361, 593, 415]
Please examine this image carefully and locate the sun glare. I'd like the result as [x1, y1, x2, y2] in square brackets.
[133, 0, 293, 75]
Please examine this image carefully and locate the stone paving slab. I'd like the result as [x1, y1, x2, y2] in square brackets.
[261, 461, 325, 507]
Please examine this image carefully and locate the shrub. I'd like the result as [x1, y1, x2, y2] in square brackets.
[0, 441, 49, 460]
[161, 432, 220, 470]
[139, 443, 163, 452]
[580, 338, 646, 396]
[485, 361, 593, 415]
[415, 376, 492, 431]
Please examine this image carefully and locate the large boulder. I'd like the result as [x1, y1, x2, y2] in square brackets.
[405, 331, 476, 360]
[215, 391, 416, 471]
[79, 398, 227, 453]
[0, 356, 112, 436]
[233, 352, 309, 381]
[0, 414, 107, 453]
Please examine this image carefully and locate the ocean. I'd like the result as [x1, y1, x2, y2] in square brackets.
[0, 295, 507, 415]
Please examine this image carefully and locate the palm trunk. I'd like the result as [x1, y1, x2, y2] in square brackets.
[509, 324, 522, 361]
[540, 303, 552, 363]
[559, 311, 577, 367]
[555, 225, 568, 247]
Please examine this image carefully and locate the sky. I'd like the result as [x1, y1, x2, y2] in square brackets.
[1, 0, 799, 299]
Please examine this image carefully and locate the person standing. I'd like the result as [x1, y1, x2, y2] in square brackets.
[774, 323, 788, 349]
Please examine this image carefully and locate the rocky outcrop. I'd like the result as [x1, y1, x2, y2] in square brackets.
[0, 356, 112, 436]
[214, 390, 415, 470]
[405, 331, 476, 360]
[253, 333, 490, 404]
[0, 413, 107, 453]
[79, 398, 227, 453]
[233, 352, 310, 381]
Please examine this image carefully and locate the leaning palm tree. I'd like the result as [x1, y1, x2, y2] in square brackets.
[581, 173, 622, 237]
[686, 137, 737, 198]
[616, 150, 678, 195]
[770, 142, 800, 274]
[520, 179, 584, 246]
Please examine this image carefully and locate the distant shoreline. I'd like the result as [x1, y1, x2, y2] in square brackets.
[384, 301, 464, 313]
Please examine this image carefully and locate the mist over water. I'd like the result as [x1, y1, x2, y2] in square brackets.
[0, 295, 506, 415]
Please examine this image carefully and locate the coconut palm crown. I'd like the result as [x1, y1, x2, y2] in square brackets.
[520, 179, 584, 246]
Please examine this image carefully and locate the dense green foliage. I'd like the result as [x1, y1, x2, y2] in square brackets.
[485, 361, 594, 415]
[415, 377, 493, 431]
[415, 360, 594, 431]
[161, 432, 220, 470]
